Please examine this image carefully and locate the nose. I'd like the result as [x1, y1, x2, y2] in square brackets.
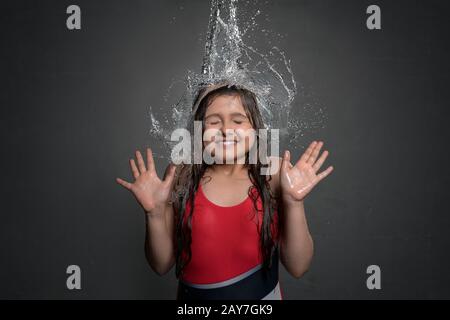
[220, 121, 238, 139]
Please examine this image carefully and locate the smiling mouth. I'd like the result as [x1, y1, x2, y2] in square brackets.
[216, 140, 238, 146]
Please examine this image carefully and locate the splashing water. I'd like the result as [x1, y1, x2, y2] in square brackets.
[148, 0, 325, 161]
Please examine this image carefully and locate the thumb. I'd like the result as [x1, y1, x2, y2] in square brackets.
[281, 150, 291, 172]
[163, 163, 177, 186]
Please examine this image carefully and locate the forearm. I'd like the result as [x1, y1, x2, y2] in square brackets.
[280, 200, 314, 278]
[144, 204, 175, 275]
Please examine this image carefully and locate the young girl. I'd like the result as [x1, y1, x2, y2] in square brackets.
[116, 83, 334, 300]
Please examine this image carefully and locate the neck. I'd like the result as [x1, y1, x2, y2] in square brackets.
[209, 162, 247, 177]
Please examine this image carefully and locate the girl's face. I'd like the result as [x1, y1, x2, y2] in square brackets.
[203, 94, 256, 163]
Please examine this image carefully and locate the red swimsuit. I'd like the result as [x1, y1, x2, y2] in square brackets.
[177, 183, 283, 300]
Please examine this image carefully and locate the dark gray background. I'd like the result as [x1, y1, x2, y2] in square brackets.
[1, 0, 449, 299]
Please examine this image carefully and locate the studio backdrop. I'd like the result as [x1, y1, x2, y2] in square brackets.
[1, 0, 449, 299]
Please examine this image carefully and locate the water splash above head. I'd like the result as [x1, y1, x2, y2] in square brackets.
[148, 0, 323, 161]
[194, 0, 297, 130]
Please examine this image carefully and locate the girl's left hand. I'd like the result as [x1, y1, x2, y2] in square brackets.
[280, 141, 334, 204]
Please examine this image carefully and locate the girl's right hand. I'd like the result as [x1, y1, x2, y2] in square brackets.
[116, 148, 176, 213]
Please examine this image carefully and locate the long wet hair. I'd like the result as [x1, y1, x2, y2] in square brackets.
[171, 85, 280, 279]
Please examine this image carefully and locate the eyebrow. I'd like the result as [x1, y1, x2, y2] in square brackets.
[205, 112, 248, 120]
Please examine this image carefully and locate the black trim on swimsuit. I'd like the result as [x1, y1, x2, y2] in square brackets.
[176, 248, 279, 300]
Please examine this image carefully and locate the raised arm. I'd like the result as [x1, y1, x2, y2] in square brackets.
[116, 148, 177, 275]
[271, 141, 334, 278]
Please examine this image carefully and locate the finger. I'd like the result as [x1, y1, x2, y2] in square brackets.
[163, 164, 177, 187]
[298, 141, 317, 165]
[306, 141, 323, 165]
[312, 150, 329, 173]
[116, 177, 132, 190]
[130, 159, 140, 179]
[163, 162, 173, 180]
[135, 150, 147, 174]
[317, 166, 334, 182]
[281, 150, 292, 172]
[147, 148, 156, 173]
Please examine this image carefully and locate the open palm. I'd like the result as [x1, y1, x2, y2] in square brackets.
[116, 148, 176, 213]
[280, 141, 334, 203]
